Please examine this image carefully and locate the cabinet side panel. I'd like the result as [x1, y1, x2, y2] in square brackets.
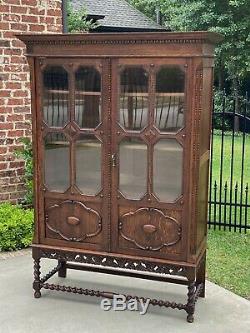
[200, 65, 214, 157]
[28, 57, 39, 244]
[188, 59, 203, 259]
[196, 65, 214, 250]
[196, 160, 210, 249]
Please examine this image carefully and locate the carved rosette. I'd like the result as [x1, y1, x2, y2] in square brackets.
[45, 200, 102, 242]
[119, 208, 181, 251]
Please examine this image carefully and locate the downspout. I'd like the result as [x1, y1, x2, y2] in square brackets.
[62, 0, 68, 33]
[156, 7, 162, 25]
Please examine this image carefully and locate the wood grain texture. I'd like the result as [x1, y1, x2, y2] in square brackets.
[19, 32, 220, 321]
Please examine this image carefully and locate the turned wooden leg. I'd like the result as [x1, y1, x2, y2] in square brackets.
[197, 253, 206, 298]
[58, 259, 67, 278]
[186, 280, 196, 323]
[33, 257, 41, 299]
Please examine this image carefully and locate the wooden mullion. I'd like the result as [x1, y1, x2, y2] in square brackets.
[148, 65, 156, 198]
[69, 66, 75, 191]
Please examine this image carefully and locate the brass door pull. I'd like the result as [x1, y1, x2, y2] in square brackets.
[111, 154, 117, 167]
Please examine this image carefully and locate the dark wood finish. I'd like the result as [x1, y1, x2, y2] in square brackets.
[18, 32, 222, 323]
[58, 259, 67, 278]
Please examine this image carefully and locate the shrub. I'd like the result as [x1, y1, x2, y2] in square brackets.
[14, 137, 33, 206]
[0, 203, 34, 251]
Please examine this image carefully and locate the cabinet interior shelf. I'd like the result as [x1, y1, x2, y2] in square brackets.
[45, 90, 184, 97]
[120, 92, 185, 97]
[47, 141, 182, 152]
[45, 90, 101, 96]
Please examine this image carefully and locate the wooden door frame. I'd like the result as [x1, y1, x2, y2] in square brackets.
[110, 57, 192, 261]
[35, 57, 111, 252]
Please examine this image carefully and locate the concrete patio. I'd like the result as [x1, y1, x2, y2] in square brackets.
[0, 250, 249, 333]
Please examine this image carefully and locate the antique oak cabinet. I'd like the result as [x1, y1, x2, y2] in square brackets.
[18, 32, 222, 322]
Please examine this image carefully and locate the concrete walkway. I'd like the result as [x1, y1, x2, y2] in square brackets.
[0, 251, 249, 333]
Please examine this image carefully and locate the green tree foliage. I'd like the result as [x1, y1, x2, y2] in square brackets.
[128, 0, 250, 95]
[67, 1, 99, 32]
[128, 0, 158, 20]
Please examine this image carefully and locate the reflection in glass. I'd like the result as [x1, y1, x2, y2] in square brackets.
[119, 138, 147, 199]
[155, 66, 185, 133]
[76, 135, 101, 195]
[119, 67, 148, 131]
[75, 67, 101, 129]
[154, 139, 183, 202]
[44, 133, 70, 192]
[43, 66, 69, 127]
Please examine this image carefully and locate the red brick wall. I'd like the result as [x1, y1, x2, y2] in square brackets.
[0, 0, 62, 203]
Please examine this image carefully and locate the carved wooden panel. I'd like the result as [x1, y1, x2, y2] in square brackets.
[119, 207, 181, 251]
[38, 247, 187, 276]
[45, 200, 102, 242]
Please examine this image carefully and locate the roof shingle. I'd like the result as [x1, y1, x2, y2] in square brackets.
[71, 0, 166, 32]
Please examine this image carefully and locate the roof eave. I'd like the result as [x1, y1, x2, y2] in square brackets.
[90, 26, 169, 33]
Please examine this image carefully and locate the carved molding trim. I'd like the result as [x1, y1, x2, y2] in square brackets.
[38, 248, 186, 277]
[24, 38, 213, 48]
[107, 59, 112, 248]
[190, 65, 203, 254]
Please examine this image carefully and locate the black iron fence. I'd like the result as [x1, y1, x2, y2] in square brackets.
[208, 92, 250, 233]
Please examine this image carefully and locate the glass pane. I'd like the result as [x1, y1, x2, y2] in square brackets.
[44, 133, 70, 192]
[119, 67, 148, 131]
[76, 134, 101, 195]
[75, 67, 101, 129]
[43, 66, 69, 127]
[154, 139, 183, 202]
[155, 66, 185, 133]
[119, 138, 147, 199]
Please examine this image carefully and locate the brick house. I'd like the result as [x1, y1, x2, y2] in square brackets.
[0, 0, 63, 203]
[0, 0, 163, 204]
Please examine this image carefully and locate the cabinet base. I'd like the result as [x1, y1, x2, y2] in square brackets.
[32, 246, 205, 323]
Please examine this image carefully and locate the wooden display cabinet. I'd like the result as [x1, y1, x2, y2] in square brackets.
[18, 32, 222, 322]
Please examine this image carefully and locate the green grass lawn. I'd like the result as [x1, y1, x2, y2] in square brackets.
[207, 229, 250, 299]
[211, 132, 250, 185]
[209, 132, 250, 228]
[208, 135, 249, 298]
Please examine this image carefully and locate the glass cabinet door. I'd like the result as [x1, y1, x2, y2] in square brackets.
[154, 66, 185, 133]
[43, 66, 69, 128]
[115, 63, 186, 204]
[75, 66, 101, 129]
[153, 138, 183, 202]
[41, 63, 103, 197]
[113, 60, 186, 258]
[119, 137, 148, 200]
[74, 65, 102, 195]
[117, 65, 149, 200]
[153, 65, 185, 202]
[44, 132, 70, 192]
[39, 59, 108, 249]
[75, 134, 102, 195]
[119, 67, 148, 131]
